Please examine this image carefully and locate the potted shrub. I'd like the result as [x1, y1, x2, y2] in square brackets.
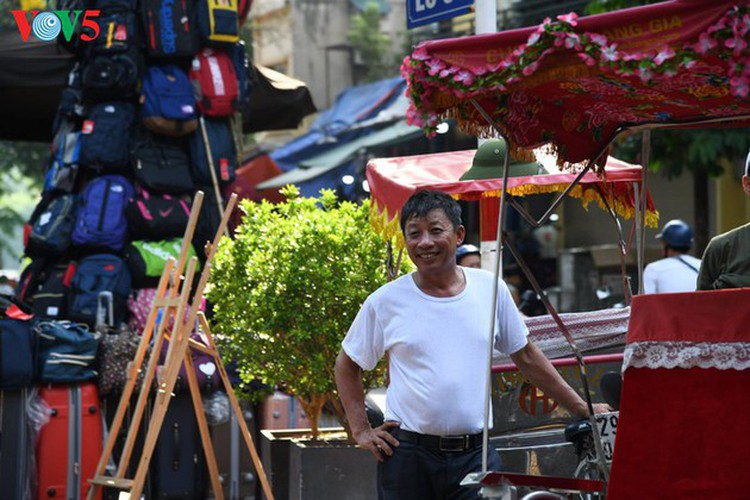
[209, 185, 410, 436]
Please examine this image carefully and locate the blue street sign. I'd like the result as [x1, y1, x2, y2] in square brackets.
[407, 0, 474, 30]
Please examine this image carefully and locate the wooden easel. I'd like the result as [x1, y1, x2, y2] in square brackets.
[88, 191, 273, 500]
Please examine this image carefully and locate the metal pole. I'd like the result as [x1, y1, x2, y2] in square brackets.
[481, 133, 511, 473]
[637, 130, 652, 294]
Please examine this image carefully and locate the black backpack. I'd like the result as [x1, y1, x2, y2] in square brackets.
[126, 188, 192, 240]
[79, 102, 136, 172]
[189, 118, 237, 186]
[141, 0, 200, 58]
[31, 261, 76, 321]
[81, 48, 140, 102]
[131, 130, 195, 194]
[24, 192, 78, 258]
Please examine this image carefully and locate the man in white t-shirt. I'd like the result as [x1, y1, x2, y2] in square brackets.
[335, 190, 609, 499]
[643, 219, 701, 294]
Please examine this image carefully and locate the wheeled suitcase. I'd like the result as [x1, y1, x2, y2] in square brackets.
[150, 392, 208, 499]
[208, 395, 257, 500]
[36, 383, 103, 500]
[0, 389, 34, 500]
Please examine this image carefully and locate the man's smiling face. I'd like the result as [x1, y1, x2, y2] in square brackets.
[404, 208, 464, 273]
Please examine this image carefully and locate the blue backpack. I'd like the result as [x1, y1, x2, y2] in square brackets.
[44, 131, 81, 193]
[230, 41, 252, 105]
[25, 192, 78, 257]
[190, 118, 237, 186]
[79, 102, 136, 171]
[72, 175, 134, 251]
[0, 318, 36, 389]
[68, 254, 132, 327]
[141, 65, 198, 137]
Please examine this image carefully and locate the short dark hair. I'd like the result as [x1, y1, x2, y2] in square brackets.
[400, 190, 462, 232]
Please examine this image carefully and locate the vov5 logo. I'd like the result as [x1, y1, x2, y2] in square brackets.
[12, 9, 101, 42]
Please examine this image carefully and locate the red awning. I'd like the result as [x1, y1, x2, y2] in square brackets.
[366, 150, 657, 247]
[402, 0, 750, 165]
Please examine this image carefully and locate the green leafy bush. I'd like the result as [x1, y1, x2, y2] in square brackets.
[209, 186, 410, 437]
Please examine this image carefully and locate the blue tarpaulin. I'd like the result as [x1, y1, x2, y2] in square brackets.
[269, 76, 406, 172]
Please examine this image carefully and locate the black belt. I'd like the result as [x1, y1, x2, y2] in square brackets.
[391, 428, 483, 453]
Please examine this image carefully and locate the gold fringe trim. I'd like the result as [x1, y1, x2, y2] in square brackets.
[369, 185, 658, 250]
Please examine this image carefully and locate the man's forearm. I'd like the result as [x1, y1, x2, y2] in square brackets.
[334, 350, 372, 437]
[510, 342, 588, 417]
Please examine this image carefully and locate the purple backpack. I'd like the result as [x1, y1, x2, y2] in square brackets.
[72, 175, 134, 251]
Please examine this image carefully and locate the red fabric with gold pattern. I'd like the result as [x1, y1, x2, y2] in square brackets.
[402, 1, 750, 165]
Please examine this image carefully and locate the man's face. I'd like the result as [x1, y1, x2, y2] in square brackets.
[404, 209, 465, 273]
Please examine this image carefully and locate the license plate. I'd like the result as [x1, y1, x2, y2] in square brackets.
[595, 411, 618, 463]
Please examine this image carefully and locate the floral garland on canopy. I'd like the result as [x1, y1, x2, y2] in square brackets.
[402, 5, 750, 138]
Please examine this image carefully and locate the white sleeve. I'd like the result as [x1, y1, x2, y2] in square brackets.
[341, 297, 385, 371]
[643, 264, 657, 294]
[494, 280, 529, 355]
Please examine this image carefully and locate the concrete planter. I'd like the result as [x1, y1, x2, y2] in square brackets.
[260, 428, 377, 500]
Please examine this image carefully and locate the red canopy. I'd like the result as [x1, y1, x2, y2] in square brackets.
[402, 0, 750, 165]
[366, 150, 657, 247]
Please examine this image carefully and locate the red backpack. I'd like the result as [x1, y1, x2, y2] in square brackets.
[189, 48, 239, 117]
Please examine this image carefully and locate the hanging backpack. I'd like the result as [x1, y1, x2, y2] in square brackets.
[197, 0, 239, 46]
[81, 49, 140, 101]
[189, 118, 237, 186]
[24, 192, 78, 258]
[79, 102, 136, 172]
[72, 175, 134, 251]
[0, 316, 36, 389]
[189, 48, 239, 117]
[124, 239, 198, 288]
[44, 131, 82, 193]
[88, 6, 139, 54]
[31, 261, 77, 321]
[141, 65, 199, 137]
[131, 130, 195, 194]
[126, 188, 192, 240]
[68, 254, 132, 327]
[229, 41, 252, 106]
[141, 0, 200, 58]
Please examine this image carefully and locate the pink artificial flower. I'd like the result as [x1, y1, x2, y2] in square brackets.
[411, 47, 430, 61]
[540, 48, 555, 58]
[426, 59, 446, 76]
[636, 67, 653, 82]
[694, 32, 718, 54]
[622, 53, 643, 62]
[501, 59, 514, 69]
[557, 12, 579, 26]
[564, 33, 582, 50]
[553, 33, 566, 48]
[454, 70, 475, 86]
[527, 32, 542, 46]
[577, 53, 597, 67]
[726, 36, 748, 56]
[589, 33, 608, 46]
[521, 61, 540, 76]
[653, 47, 675, 66]
[439, 66, 458, 78]
[730, 74, 750, 98]
[600, 44, 619, 62]
[683, 59, 697, 69]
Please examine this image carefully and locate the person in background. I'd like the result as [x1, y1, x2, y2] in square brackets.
[456, 243, 481, 268]
[643, 219, 701, 294]
[335, 189, 609, 499]
[698, 151, 750, 290]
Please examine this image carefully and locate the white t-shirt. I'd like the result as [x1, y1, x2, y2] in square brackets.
[643, 255, 701, 294]
[342, 267, 528, 436]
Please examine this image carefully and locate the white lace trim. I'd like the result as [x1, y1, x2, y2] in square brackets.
[623, 341, 750, 371]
